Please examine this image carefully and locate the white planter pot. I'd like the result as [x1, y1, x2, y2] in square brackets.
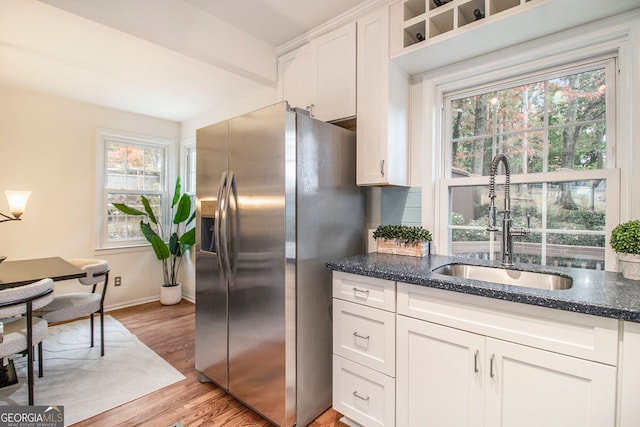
[617, 253, 640, 281]
[160, 283, 182, 305]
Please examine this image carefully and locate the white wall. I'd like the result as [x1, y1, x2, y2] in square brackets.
[181, 86, 277, 139]
[0, 84, 181, 309]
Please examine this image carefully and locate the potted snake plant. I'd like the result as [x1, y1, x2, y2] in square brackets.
[610, 220, 640, 281]
[112, 177, 196, 304]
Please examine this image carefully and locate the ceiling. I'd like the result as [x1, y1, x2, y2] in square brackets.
[182, 0, 367, 47]
[0, 0, 372, 122]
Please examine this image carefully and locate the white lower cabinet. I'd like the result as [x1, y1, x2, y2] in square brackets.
[396, 315, 617, 427]
[332, 272, 396, 427]
[333, 273, 620, 427]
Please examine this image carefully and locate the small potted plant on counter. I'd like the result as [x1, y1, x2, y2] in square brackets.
[112, 177, 196, 304]
[610, 219, 640, 280]
[373, 224, 432, 257]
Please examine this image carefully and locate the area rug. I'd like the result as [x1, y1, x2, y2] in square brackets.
[0, 315, 186, 425]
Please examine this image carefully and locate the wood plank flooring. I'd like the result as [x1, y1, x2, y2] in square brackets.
[72, 300, 348, 427]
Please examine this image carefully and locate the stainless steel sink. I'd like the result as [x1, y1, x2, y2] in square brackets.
[432, 263, 573, 290]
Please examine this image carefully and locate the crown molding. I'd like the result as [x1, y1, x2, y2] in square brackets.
[276, 0, 395, 55]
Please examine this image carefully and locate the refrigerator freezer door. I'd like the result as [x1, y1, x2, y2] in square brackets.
[195, 121, 230, 389]
[227, 102, 296, 427]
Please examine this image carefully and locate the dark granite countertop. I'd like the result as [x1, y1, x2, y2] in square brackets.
[327, 253, 640, 323]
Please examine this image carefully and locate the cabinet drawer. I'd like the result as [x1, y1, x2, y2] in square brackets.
[397, 282, 619, 365]
[333, 271, 395, 311]
[333, 355, 395, 427]
[333, 298, 395, 376]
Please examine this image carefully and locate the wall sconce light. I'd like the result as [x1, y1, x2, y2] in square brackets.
[0, 190, 31, 223]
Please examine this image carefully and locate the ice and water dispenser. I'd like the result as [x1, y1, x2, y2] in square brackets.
[200, 200, 217, 253]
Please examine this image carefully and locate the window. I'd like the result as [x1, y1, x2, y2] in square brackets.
[440, 59, 617, 270]
[97, 129, 174, 248]
[180, 137, 196, 225]
[181, 137, 196, 196]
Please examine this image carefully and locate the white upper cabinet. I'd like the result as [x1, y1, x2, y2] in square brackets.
[278, 22, 356, 122]
[313, 23, 357, 121]
[278, 45, 313, 116]
[356, 4, 410, 186]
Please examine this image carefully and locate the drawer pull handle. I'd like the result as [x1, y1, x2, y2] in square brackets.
[353, 331, 370, 340]
[352, 287, 370, 299]
[474, 350, 479, 373]
[490, 354, 495, 378]
[353, 391, 370, 401]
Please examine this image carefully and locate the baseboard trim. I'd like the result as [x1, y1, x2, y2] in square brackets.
[104, 295, 195, 313]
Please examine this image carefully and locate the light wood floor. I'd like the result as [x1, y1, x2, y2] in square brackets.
[73, 300, 348, 427]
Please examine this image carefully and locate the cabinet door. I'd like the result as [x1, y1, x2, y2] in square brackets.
[396, 315, 484, 427]
[312, 22, 356, 121]
[278, 44, 312, 112]
[485, 338, 617, 427]
[356, 7, 389, 185]
[620, 321, 640, 427]
[356, 7, 409, 186]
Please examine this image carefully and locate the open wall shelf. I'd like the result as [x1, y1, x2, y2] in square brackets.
[401, 0, 536, 49]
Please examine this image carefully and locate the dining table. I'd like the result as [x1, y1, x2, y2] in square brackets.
[0, 256, 85, 289]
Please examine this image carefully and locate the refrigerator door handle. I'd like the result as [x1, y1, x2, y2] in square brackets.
[228, 171, 239, 285]
[220, 171, 233, 286]
[215, 171, 228, 283]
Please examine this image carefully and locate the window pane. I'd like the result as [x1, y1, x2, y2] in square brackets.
[545, 233, 605, 270]
[107, 193, 162, 241]
[126, 146, 145, 172]
[502, 131, 544, 174]
[106, 142, 165, 191]
[548, 69, 606, 125]
[450, 185, 491, 259]
[144, 147, 162, 173]
[546, 180, 606, 227]
[449, 180, 605, 269]
[107, 143, 126, 171]
[450, 67, 606, 177]
[452, 138, 493, 176]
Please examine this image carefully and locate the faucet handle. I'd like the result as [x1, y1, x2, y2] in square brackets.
[512, 213, 532, 237]
[487, 206, 498, 232]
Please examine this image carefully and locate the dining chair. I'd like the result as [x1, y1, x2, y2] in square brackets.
[34, 259, 109, 356]
[0, 278, 54, 405]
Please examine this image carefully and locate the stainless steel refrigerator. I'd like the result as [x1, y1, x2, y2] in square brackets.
[195, 101, 365, 427]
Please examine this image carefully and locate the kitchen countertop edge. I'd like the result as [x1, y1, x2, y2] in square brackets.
[327, 253, 640, 323]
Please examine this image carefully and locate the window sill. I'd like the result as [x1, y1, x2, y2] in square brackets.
[94, 244, 151, 256]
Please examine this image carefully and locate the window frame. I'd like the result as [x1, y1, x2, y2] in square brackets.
[423, 31, 633, 272]
[96, 128, 175, 250]
[180, 136, 196, 197]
